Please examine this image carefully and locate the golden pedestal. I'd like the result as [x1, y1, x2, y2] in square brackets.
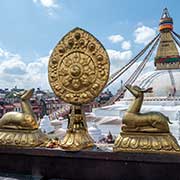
[61, 129, 94, 151]
[48, 28, 110, 151]
[60, 105, 94, 151]
[0, 129, 48, 147]
[113, 132, 180, 154]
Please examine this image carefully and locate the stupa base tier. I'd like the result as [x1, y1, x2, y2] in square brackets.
[60, 129, 94, 151]
[113, 132, 180, 153]
[0, 129, 48, 147]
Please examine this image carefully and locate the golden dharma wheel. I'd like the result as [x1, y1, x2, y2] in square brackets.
[48, 28, 110, 104]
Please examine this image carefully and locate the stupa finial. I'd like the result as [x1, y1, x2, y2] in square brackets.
[155, 8, 180, 70]
[161, 7, 170, 18]
[159, 8, 173, 32]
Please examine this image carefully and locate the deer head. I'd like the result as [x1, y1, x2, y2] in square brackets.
[13, 89, 34, 100]
[125, 84, 153, 98]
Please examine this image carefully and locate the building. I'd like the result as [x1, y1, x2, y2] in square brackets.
[0, 87, 68, 120]
[93, 8, 180, 142]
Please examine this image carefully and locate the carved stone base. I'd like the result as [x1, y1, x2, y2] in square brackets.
[60, 129, 94, 151]
[113, 132, 180, 153]
[0, 129, 48, 147]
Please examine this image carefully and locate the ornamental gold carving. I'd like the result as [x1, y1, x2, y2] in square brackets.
[48, 28, 110, 151]
[48, 27, 110, 105]
[114, 132, 180, 153]
[113, 84, 180, 153]
[0, 89, 48, 147]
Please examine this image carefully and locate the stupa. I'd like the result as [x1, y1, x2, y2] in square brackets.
[93, 8, 180, 142]
[39, 115, 55, 134]
[88, 122, 103, 142]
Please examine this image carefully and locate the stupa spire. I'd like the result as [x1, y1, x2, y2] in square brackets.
[161, 8, 171, 18]
[155, 8, 180, 70]
[159, 8, 173, 32]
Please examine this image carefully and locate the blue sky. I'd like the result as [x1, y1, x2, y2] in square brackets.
[0, 0, 179, 91]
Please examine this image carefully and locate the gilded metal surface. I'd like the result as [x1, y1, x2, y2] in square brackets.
[48, 28, 109, 151]
[0, 89, 48, 147]
[0, 129, 48, 147]
[113, 132, 180, 153]
[48, 27, 110, 105]
[122, 85, 170, 133]
[42, 138, 61, 148]
[0, 89, 38, 130]
[60, 105, 94, 151]
[113, 84, 180, 153]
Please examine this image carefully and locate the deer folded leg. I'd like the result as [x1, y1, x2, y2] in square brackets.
[138, 126, 165, 132]
[122, 125, 140, 132]
[152, 121, 169, 132]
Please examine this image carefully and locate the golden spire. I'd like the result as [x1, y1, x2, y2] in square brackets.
[155, 8, 180, 70]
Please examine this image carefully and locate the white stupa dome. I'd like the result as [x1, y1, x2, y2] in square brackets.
[88, 122, 103, 142]
[125, 69, 180, 98]
[51, 119, 62, 127]
[54, 128, 66, 139]
[40, 115, 55, 134]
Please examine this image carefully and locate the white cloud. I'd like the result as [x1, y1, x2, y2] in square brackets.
[0, 48, 10, 58]
[107, 49, 133, 75]
[106, 59, 155, 94]
[107, 49, 132, 62]
[0, 48, 50, 90]
[33, 0, 59, 17]
[108, 34, 124, 43]
[106, 47, 156, 94]
[106, 49, 132, 93]
[0, 48, 19, 59]
[134, 25, 156, 45]
[33, 0, 58, 8]
[121, 41, 131, 50]
[0, 46, 155, 94]
[1, 58, 26, 75]
[137, 22, 143, 26]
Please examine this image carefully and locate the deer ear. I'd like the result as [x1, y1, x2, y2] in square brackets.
[13, 93, 17, 97]
[13, 92, 21, 97]
[144, 87, 153, 93]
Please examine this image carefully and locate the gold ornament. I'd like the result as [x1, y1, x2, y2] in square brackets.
[0, 89, 48, 147]
[60, 105, 94, 151]
[48, 27, 110, 105]
[0, 129, 47, 147]
[113, 85, 180, 153]
[114, 132, 180, 154]
[48, 28, 110, 151]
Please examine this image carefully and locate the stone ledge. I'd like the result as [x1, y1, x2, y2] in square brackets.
[0, 146, 180, 179]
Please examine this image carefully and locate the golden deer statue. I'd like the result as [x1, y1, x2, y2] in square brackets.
[0, 89, 48, 147]
[113, 84, 180, 153]
[0, 88, 38, 130]
[122, 84, 171, 133]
